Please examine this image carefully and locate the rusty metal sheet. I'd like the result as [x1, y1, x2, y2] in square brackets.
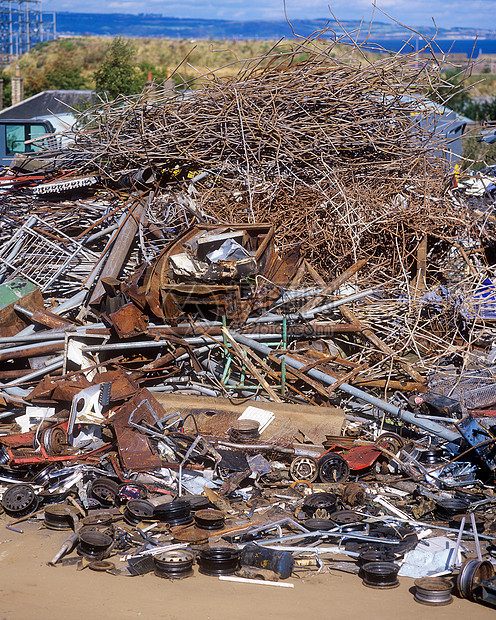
[30, 309, 74, 329]
[26, 375, 91, 403]
[0, 287, 44, 337]
[112, 426, 161, 472]
[91, 369, 139, 402]
[0, 341, 63, 363]
[110, 388, 164, 472]
[52, 378, 92, 403]
[0, 430, 37, 448]
[144, 224, 284, 322]
[155, 393, 344, 445]
[107, 302, 149, 338]
[28, 370, 138, 405]
[160, 283, 243, 322]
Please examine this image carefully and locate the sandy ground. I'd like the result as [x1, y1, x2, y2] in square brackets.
[0, 520, 494, 620]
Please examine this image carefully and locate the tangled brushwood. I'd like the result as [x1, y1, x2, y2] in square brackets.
[61, 34, 483, 281]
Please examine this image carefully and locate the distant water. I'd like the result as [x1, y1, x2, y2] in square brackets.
[361, 39, 496, 57]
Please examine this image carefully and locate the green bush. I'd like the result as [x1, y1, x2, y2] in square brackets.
[59, 40, 76, 52]
[94, 37, 141, 98]
[462, 136, 496, 170]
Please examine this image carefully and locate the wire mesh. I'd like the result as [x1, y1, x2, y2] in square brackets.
[0, 214, 99, 293]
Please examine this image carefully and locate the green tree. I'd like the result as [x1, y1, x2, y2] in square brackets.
[41, 57, 86, 91]
[1, 74, 11, 108]
[93, 37, 141, 99]
[463, 98, 496, 122]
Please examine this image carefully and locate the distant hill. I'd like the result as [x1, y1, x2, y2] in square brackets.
[54, 13, 496, 41]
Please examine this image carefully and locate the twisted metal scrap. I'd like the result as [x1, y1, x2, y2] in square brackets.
[65, 37, 443, 179]
[57, 35, 483, 281]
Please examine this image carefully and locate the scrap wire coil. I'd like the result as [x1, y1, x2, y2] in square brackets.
[414, 577, 453, 606]
[154, 549, 195, 579]
[198, 547, 239, 576]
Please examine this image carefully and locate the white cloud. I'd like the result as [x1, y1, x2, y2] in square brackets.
[41, 1, 496, 29]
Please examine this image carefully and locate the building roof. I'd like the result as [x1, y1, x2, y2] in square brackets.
[0, 90, 96, 121]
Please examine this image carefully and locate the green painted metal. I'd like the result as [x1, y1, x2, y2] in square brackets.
[0, 277, 37, 310]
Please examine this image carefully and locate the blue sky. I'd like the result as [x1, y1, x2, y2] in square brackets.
[42, 1, 496, 30]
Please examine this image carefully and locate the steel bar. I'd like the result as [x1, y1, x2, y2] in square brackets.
[231, 332, 460, 442]
[89, 198, 146, 302]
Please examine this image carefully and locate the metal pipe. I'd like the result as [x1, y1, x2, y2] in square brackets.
[241, 518, 310, 537]
[215, 441, 294, 454]
[48, 532, 79, 566]
[244, 288, 376, 324]
[471, 513, 483, 561]
[151, 291, 372, 329]
[50, 290, 87, 314]
[81, 332, 282, 353]
[1, 356, 64, 387]
[0, 386, 29, 398]
[178, 435, 203, 497]
[152, 322, 360, 337]
[275, 288, 324, 302]
[260, 531, 400, 546]
[0, 322, 107, 345]
[83, 212, 129, 293]
[256, 545, 359, 557]
[231, 332, 460, 442]
[148, 384, 220, 397]
[302, 288, 377, 317]
[0, 339, 63, 357]
[0, 322, 356, 347]
[85, 224, 119, 244]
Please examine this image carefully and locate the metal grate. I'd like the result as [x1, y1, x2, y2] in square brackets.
[428, 367, 496, 409]
[0, 214, 99, 293]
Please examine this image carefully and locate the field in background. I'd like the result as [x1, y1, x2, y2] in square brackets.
[1, 37, 359, 99]
[0, 36, 445, 100]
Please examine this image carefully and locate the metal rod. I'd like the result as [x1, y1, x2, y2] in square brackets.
[231, 332, 460, 442]
[89, 198, 146, 302]
[1, 356, 64, 387]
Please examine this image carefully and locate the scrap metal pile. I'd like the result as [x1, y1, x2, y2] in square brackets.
[0, 35, 494, 605]
[57, 36, 477, 281]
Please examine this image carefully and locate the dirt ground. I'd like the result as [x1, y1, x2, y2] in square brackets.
[0, 520, 494, 620]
